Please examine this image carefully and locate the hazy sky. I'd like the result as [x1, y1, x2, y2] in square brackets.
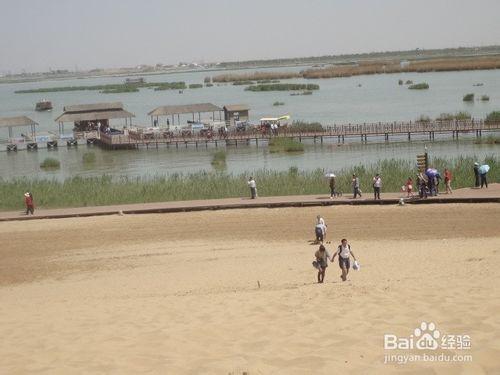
[1, 0, 499, 73]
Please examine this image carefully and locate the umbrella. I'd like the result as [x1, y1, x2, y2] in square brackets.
[479, 165, 490, 174]
[425, 168, 438, 177]
[324, 173, 336, 178]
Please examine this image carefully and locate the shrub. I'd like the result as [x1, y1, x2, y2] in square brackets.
[211, 150, 226, 170]
[454, 111, 472, 120]
[463, 93, 474, 102]
[416, 115, 431, 123]
[40, 158, 60, 170]
[290, 121, 324, 132]
[485, 111, 500, 123]
[269, 138, 304, 153]
[82, 152, 96, 164]
[408, 83, 429, 90]
[245, 83, 320, 92]
[481, 95, 490, 101]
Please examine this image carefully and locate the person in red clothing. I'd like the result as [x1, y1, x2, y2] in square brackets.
[405, 177, 414, 197]
[24, 192, 34, 215]
[444, 168, 453, 194]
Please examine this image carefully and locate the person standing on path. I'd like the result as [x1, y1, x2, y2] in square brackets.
[331, 239, 358, 282]
[480, 167, 489, 188]
[329, 176, 336, 199]
[372, 173, 382, 200]
[352, 174, 362, 199]
[444, 168, 453, 194]
[474, 162, 480, 188]
[247, 177, 257, 199]
[24, 192, 34, 215]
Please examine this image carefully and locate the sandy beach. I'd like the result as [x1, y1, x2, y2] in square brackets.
[1, 203, 499, 374]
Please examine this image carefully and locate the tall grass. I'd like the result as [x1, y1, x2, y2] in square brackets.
[39, 158, 60, 170]
[486, 111, 500, 123]
[268, 138, 304, 153]
[0, 156, 497, 211]
[16, 81, 186, 94]
[245, 83, 319, 92]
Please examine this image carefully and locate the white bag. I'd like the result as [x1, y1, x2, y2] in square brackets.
[353, 260, 360, 270]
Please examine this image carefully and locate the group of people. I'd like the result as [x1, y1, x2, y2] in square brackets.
[312, 215, 359, 283]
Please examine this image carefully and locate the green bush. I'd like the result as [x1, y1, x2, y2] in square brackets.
[463, 93, 474, 102]
[485, 111, 500, 123]
[269, 138, 304, 153]
[40, 158, 60, 170]
[211, 150, 227, 170]
[408, 83, 429, 90]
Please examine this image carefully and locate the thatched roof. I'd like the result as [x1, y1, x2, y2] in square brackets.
[0, 116, 38, 129]
[223, 104, 249, 112]
[148, 103, 222, 117]
[55, 102, 135, 123]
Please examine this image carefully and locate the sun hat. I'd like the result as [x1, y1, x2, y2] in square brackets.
[474, 162, 479, 166]
[24, 192, 30, 197]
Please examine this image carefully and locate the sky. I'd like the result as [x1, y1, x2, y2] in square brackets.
[1, 0, 499, 73]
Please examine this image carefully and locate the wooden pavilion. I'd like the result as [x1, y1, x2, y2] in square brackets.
[0, 116, 38, 151]
[223, 104, 250, 127]
[148, 103, 223, 128]
[55, 102, 135, 141]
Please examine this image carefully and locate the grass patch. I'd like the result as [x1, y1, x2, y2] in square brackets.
[40, 158, 60, 170]
[269, 138, 305, 153]
[212, 71, 300, 83]
[474, 136, 500, 145]
[232, 81, 255, 86]
[463, 93, 474, 102]
[245, 83, 319, 92]
[211, 150, 227, 170]
[408, 82, 429, 90]
[273, 101, 285, 106]
[188, 84, 203, 89]
[16, 81, 186, 94]
[437, 112, 472, 121]
[2, 156, 497, 210]
[82, 152, 96, 164]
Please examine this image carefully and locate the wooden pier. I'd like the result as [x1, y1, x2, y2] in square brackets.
[97, 120, 500, 149]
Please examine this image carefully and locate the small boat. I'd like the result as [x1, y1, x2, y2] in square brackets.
[35, 100, 53, 111]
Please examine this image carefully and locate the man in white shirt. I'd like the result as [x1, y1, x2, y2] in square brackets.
[331, 238, 358, 281]
[247, 177, 257, 199]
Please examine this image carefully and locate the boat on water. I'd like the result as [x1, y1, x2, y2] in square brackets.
[35, 100, 53, 111]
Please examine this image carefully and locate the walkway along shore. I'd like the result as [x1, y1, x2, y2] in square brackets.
[0, 184, 498, 222]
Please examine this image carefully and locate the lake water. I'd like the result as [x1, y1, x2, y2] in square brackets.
[0, 67, 499, 180]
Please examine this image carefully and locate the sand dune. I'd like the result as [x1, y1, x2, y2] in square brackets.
[0, 204, 499, 374]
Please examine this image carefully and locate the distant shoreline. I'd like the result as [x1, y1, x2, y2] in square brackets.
[2, 45, 500, 85]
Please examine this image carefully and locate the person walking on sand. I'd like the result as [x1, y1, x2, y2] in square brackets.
[352, 174, 362, 198]
[474, 162, 480, 188]
[331, 238, 358, 282]
[444, 168, 453, 194]
[313, 244, 333, 283]
[247, 177, 257, 199]
[372, 173, 382, 200]
[24, 192, 34, 215]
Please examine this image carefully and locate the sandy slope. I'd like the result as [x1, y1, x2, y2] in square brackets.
[0, 204, 499, 374]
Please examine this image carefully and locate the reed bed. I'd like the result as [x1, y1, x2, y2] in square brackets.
[1, 157, 496, 211]
[16, 81, 186, 94]
[302, 56, 500, 79]
[268, 138, 304, 153]
[245, 83, 319, 92]
[212, 71, 300, 83]
[409, 83, 429, 90]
